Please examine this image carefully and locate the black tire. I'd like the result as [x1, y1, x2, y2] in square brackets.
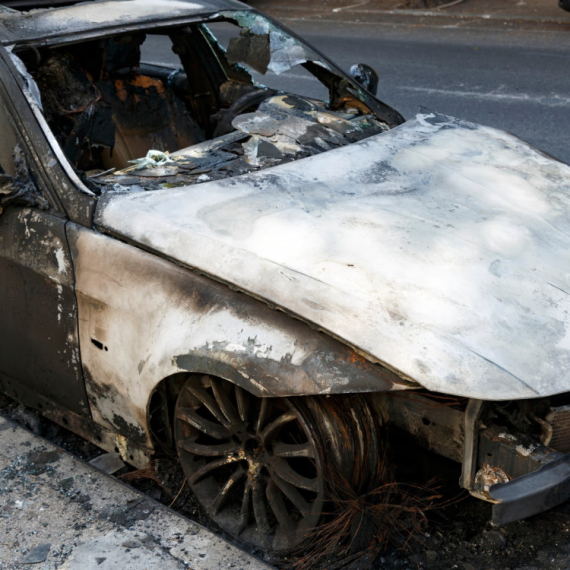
[560, 0, 570, 12]
[174, 374, 379, 553]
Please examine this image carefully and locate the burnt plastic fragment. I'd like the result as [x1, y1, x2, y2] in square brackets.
[226, 32, 270, 74]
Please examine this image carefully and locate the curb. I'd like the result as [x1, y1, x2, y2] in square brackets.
[0, 414, 273, 570]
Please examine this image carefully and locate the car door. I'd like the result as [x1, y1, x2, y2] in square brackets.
[0, 58, 90, 417]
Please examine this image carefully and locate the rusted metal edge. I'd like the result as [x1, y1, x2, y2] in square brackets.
[0, 371, 152, 467]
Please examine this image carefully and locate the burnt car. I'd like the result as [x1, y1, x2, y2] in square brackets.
[1, 0, 570, 555]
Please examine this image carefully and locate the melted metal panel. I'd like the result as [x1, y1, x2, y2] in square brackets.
[95, 112, 570, 401]
[0, 0, 246, 45]
[69, 225, 402, 446]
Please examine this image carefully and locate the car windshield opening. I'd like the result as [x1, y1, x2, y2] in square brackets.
[13, 10, 395, 195]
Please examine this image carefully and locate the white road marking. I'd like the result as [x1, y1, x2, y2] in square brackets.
[399, 85, 570, 107]
[332, 1, 370, 13]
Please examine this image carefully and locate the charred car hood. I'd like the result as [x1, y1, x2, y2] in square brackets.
[95, 112, 570, 400]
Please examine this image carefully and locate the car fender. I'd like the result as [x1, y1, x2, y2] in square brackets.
[68, 224, 408, 447]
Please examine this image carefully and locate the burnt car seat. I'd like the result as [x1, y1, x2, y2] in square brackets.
[95, 35, 205, 170]
[32, 36, 205, 172]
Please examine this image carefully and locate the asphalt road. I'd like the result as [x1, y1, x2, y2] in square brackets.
[142, 19, 570, 164]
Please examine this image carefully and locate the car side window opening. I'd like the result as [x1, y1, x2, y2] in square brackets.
[14, 11, 395, 195]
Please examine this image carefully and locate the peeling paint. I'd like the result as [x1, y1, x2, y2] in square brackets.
[0, 208, 89, 417]
[55, 247, 68, 274]
[499, 433, 518, 443]
[0, 0, 232, 45]
[8, 52, 43, 110]
[516, 443, 537, 457]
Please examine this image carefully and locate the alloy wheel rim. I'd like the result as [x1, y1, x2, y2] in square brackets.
[175, 375, 325, 551]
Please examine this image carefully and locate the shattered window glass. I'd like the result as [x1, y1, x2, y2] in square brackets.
[14, 10, 392, 196]
[205, 20, 329, 101]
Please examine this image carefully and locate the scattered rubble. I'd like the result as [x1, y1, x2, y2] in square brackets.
[18, 543, 51, 565]
[0, 401, 271, 570]
[89, 452, 126, 475]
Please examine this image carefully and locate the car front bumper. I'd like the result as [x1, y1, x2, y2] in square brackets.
[490, 452, 570, 525]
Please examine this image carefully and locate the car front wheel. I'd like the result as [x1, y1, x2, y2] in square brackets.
[174, 374, 379, 554]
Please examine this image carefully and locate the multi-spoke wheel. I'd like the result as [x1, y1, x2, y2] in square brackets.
[174, 374, 378, 553]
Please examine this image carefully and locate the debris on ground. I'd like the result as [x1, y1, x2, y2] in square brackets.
[3, 394, 570, 569]
[89, 452, 126, 475]
[17, 543, 51, 565]
[0, 403, 272, 570]
[118, 460, 173, 496]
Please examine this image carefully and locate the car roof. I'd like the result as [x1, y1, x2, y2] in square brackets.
[0, 0, 249, 45]
[2, 1, 81, 9]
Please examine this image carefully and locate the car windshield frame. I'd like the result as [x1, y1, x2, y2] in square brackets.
[1, 7, 403, 205]
[3, 7, 400, 119]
